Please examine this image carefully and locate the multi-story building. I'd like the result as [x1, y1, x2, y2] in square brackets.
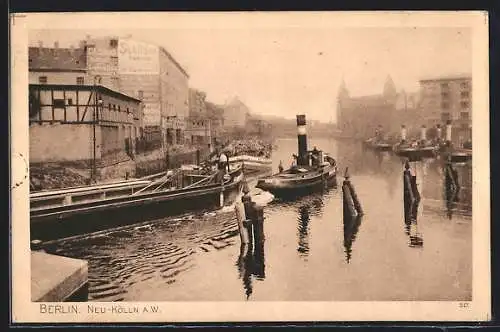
[29, 83, 143, 167]
[29, 42, 88, 85]
[419, 74, 472, 145]
[31, 36, 190, 147]
[86, 36, 190, 145]
[186, 88, 209, 146]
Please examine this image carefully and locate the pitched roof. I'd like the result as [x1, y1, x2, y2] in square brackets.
[419, 73, 472, 82]
[345, 94, 393, 108]
[29, 47, 87, 72]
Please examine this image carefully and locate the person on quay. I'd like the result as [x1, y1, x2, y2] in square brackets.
[278, 160, 284, 173]
[219, 150, 229, 173]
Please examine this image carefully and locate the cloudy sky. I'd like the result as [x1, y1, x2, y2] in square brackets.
[30, 17, 472, 123]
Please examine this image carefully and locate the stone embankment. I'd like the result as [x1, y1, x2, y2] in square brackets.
[29, 139, 273, 191]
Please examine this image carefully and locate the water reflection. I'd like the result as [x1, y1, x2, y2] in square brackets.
[297, 205, 311, 257]
[296, 196, 324, 259]
[444, 162, 461, 219]
[236, 242, 266, 300]
[404, 196, 424, 248]
[343, 214, 363, 263]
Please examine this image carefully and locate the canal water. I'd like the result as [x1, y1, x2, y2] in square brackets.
[42, 138, 472, 302]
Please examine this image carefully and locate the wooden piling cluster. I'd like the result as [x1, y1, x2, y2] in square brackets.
[341, 167, 363, 218]
[235, 182, 266, 247]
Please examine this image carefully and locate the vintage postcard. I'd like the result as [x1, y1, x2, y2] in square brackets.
[10, 11, 490, 323]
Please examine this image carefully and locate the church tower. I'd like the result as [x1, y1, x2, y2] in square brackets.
[337, 78, 349, 129]
[383, 75, 397, 103]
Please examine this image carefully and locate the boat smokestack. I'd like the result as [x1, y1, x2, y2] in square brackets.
[401, 125, 407, 142]
[420, 125, 427, 141]
[296, 114, 308, 166]
[445, 120, 452, 143]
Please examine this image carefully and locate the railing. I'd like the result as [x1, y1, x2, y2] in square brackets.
[30, 180, 152, 210]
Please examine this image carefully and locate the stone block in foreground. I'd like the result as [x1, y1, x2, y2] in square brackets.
[31, 251, 88, 302]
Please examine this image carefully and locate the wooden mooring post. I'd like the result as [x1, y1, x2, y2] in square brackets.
[342, 167, 363, 217]
[403, 160, 420, 204]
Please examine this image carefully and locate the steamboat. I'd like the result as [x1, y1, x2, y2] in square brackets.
[256, 115, 337, 198]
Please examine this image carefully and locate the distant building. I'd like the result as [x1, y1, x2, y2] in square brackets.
[337, 76, 399, 139]
[337, 76, 430, 139]
[205, 101, 225, 146]
[186, 89, 210, 146]
[29, 83, 143, 165]
[419, 74, 472, 145]
[223, 97, 250, 128]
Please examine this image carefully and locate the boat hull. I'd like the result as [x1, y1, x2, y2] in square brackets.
[373, 143, 393, 152]
[256, 167, 337, 198]
[30, 168, 244, 241]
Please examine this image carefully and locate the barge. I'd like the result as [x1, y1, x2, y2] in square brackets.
[30, 165, 244, 241]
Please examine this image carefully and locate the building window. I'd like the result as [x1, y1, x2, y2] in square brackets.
[118, 105, 121, 112]
[138, 90, 144, 99]
[460, 112, 469, 120]
[38, 76, 47, 84]
[461, 91, 470, 99]
[67, 98, 73, 106]
[441, 91, 449, 99]
[53, 99, 65, 108]
[461, 82, 470, 89]
[111, 56, 119, 66]
[441, 102, 449, 110]
[440, 82, 449, 90]
[441, 112, 450, 122]
[109, 39, 118, 48]
[108, 103, 112, 111]
[113, 105, 116, 111]
[76, 77, 84, 85]
[461, 101, 470, 109]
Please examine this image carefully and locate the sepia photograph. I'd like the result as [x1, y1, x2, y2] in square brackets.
[10, 11, 490, 323]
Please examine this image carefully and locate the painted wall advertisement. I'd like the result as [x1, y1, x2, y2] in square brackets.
[142, 103, 161, 126]
[118, 39, 160, 75]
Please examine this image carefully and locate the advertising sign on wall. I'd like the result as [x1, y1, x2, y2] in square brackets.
[118, 39, 160, 75]
[142, 103, 161, 126]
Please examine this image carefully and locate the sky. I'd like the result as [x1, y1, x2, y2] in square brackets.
[30, 25, 471, 123]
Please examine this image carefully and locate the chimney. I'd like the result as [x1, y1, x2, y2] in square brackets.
[400, 125, 407, 142]
[436, 124, 442, 139]
[296, 114, 308, 166]
[54, 41, 59, 49]
[38, 40, 43, 49]
[445, 120, 452, 143]
[420, 125, 427, 141]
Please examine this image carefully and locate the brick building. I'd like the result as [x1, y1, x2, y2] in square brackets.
[85, 36, 189, 146]
[419, 74, 472, 146]
[29, 83, 143, 166]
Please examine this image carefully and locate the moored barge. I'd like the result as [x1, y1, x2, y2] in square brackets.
[30, 165, 244, 241]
